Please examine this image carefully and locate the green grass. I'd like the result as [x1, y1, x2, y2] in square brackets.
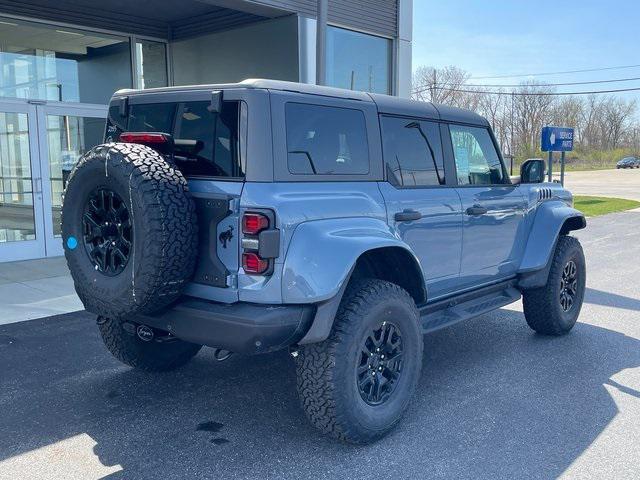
[573, 196, 640, 217]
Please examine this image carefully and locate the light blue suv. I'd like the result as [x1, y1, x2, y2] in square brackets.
[62, 79, 587, 443]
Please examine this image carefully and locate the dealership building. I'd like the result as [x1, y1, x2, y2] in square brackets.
[0, 0, 412, 262]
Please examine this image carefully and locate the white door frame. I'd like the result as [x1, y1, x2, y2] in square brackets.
[36, 101, 108, 257]
[0, 100, 46, 262]
[0, 99, 107, 263]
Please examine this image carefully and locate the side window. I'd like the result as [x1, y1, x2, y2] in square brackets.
[449, 124, 506, 185]
[285, 103, 369, 175]
[381, 116, 444, 186]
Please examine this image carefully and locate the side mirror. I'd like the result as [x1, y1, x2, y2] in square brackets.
[520, 158, 546, 184]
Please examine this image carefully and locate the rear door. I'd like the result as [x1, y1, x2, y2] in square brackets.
[446, 123, 527, 288]
[106, 90, 247, 302]
[378, 115, 463, 300]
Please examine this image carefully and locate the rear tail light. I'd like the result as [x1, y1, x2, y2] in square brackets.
[242, 213, 269, 235]
[242, 252, 269, 274]
[240, 211, 277, 276]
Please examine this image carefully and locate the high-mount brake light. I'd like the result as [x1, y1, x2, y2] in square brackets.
[119, 132, 168, 144]
[242, 252, 269, 274]
[242, 213, 270, 235]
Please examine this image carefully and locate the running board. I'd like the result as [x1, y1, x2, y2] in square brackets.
[419, 282, 521, 334]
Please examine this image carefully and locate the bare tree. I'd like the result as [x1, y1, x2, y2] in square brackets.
[412, 64, 640, 161]
[412, 66, 471, 105]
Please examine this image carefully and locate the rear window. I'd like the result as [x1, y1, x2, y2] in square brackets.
[285, 103, 369, 175]
[106, 100, 243, 178]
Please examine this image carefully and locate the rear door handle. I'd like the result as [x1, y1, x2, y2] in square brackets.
[466, 205, 488, 216]
[394, 209, 422, 222]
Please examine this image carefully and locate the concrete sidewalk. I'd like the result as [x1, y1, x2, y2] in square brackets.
[0, 257, 82, 326]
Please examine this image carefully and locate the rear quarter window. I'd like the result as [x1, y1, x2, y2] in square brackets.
[285, 103, 369, 175]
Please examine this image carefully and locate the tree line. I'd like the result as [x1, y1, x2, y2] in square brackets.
[412, 66, 640, 165]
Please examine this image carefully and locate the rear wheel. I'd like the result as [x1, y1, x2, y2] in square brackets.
[522, 235, 586, 335]
[98, 317, 202, 372]
[295, 279, 423, 444]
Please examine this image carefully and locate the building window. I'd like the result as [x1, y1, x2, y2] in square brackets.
[0, 18, 131, 104]
[326, 26, 391, 95]
[136, 40, 168, 89]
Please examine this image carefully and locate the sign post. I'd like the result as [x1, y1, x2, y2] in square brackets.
[541, 126, 574, 185]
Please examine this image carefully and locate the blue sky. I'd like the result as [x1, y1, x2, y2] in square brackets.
[412, 0, 640, 96]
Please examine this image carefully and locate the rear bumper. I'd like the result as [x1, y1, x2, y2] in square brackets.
[132, 298, 315, 354]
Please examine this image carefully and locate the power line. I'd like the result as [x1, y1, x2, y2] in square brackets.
[422, 85, 640, 96]
[464, 76, 640, 88]
[470, 63, 640, 79]
[412, 83, 640, 96]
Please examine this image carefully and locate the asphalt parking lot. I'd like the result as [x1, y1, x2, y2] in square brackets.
[2, 211, 640, 480]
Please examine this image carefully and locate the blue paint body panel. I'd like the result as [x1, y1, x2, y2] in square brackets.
[377, 182, 462, 299]
[455, 186, 528, 290]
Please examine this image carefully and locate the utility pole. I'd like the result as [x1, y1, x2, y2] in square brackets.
[510, 91, 515, 160]
[431, 68, 437, 102]
[316, 0, 328, 86]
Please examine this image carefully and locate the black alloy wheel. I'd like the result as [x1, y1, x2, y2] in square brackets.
[357, 321, 404, 406]
[559, 260, 578, 312]
[82, 187, 132, 276]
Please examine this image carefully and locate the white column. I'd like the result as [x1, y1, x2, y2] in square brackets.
[396, 0, 413, 98]
[298, 16, 317, 85]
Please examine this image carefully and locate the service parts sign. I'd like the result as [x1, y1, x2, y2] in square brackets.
[541, 126, 574, 152]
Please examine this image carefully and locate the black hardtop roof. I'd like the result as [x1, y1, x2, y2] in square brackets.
[114, 78, 489, 126]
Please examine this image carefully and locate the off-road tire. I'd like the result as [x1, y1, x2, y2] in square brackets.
[295, 279, 423, 444]
[98, 317, 202, 372]
[522, 235, 586, 335]
[62, 143, 197, 318]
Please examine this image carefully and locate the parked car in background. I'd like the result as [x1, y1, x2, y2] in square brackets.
[616, 156, 640, 168]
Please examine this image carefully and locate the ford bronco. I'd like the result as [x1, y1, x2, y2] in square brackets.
[61, 79, 586, 444]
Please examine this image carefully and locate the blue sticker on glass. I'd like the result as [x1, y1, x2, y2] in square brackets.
[67, 236, 78, 250]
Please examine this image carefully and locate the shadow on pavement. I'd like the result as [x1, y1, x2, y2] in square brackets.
[585, 287, 640, 312]
[1, 309, 639, 479]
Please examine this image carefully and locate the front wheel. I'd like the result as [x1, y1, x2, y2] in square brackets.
[295, 279, 423, 444]
[522, 235, 586, 335]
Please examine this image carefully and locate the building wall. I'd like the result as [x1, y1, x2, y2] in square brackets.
[171, 15, 300, 86]
[257, 0, 398, 38]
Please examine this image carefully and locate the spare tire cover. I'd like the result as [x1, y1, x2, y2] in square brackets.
[61, 142, 198, 318]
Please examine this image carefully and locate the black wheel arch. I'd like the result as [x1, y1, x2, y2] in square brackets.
[298, 246, 426, 345]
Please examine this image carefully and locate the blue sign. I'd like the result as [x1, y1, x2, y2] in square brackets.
[541, 126, 574, 152]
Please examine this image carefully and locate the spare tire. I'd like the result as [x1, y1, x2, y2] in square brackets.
[61, 142, 198, 318]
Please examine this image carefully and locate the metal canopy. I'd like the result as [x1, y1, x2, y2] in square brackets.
[0, 0, 290, 39]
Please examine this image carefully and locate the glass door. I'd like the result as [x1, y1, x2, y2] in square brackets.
[37, 103, 107, 257]
[0, 101, 46, 261]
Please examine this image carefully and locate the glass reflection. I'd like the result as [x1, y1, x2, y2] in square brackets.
[0, 19, 131, 103]
[0, 111, 35, 243]
[327, 26, 391, 95]
[47, 115, 104, 236]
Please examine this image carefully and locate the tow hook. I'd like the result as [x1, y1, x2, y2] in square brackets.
[136, 324, 154, 342]
[212, 348, 233, 362]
